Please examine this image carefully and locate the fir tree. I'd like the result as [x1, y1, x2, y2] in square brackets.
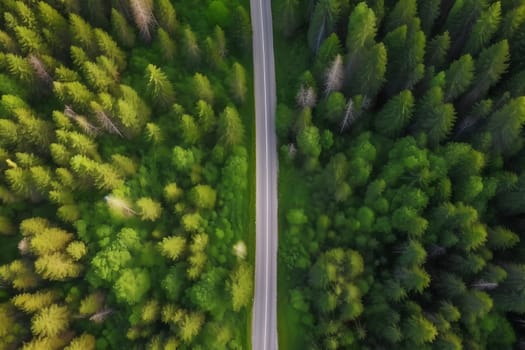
[145, 64, 175, 109]
[31, 304, 70, 338]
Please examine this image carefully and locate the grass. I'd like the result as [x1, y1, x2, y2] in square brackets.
[277, 163, 311, 349]
[270, 6, 313, 350]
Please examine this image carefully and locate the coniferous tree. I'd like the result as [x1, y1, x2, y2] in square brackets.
[461, 40, 509, 109]
[218, 106, 244, 148]
[155, 0, 177, 35]
[30, 304, 70, 338]
[374, 90, 414, 137]
[145, 64, 175, 109]
[307, 0, 342, 52]
[110, 11, 135, 50]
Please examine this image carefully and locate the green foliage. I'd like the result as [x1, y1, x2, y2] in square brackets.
[218, 106, 245, 148]
[145, 64, 175, 109]
[111, 9, 135, 49]
[158, 236, 186, 261]
[31, 304, 70, 338]
[374, 90, 414, 136]
[114, 268, 151, 305]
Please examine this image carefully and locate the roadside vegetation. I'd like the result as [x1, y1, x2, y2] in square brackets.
[0, 0, 255, 349]
[275, 0, 525, 349]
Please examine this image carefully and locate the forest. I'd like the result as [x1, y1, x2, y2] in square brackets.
[0, 0, 255, 349]
[274, 0, 525, 349]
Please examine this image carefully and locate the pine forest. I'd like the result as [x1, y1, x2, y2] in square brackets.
[3, 0, 525, 350]
[275, 0, 525, 349]
[0, 0, 254, 349]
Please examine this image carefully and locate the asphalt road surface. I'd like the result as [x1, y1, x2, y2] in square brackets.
[250, 0, 278, 349]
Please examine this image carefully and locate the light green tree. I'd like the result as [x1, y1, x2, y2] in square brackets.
[158, 236, 186, 261]
[145, 64, 175, 109]
[136, 197, 163, 221]
[114, 268, 151, 305]
[218, 106, 245, 148]
[111, 9, 135, 48]
[231, 263, 253, 311]
[31, 304, 70, 337]
[189, 184, 216, 209]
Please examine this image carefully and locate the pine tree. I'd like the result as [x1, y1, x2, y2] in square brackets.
[182, 26, 200, 64]
[0, 260, 40, 290]
[350, 42, 387, 98]
[218, 106, 245, 148]
[69, 14, 96, 55]
[463, 2, 502, 56]
[5, 167, 32, 198]
[54, 81, 95, 111]
[111, 9, 136, 48]
[64, 333, 96, 350]
[413, 86, 456, 146]
[0, 118, 18, 145]
[5, 53, 35, 83]
[276, 0, 302, 36]
[374, 90, 414, 137]
[178, 312, 204, 343]
[141, 299, 160, 323]
[346, 2, 377, 57]
[66, 241, 87, 260]
[196, 99, 215, 133]
[403, 314, 438, 345]
[83, 61, 115, 92]
[461, 40, 509, 109]
[70, 45, 89, 68]
[155, 0, 177, 35]
[189, 185, 216, 209]
[307, 0, 342, 52]
[229, 62, 247, 104]
[38, 2, 69, 54]
[145, 64, 175, 109]
[485, 97, 525, 155]
[384, 18, 425, 95]
[29, 227, 73, 256]
[114, 268, 151, 305]
[193, 73, 214, 105]
[0, 30, 17, 53]
[78, 292, 105, 316]
[384, 0, 417, 33]
[94, 28, 126, 70]
[425, 32, 451, 69]
[158, 236, 186, 261]
[444, 54, 475, 102]
[418, 0, 440, 35]
[14, 25, 49, 55]
[12, 2, 37, 29]
[313, 33, 342, 80]
[31, 304, 70, 337]
[34, 252, 82, 280]
[444, 0, 488, 56]
[157, 28, 175, 61]
[136, 197, 163, 221]
[498, 3, 525, 39]
[12, 290, 58, 314]
[56, 130, 99, 158]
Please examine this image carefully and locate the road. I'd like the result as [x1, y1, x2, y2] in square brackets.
[250, 0, 278, 349]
